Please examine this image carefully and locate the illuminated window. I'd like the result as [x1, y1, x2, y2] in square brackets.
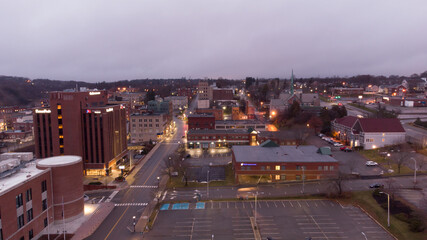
[275, 175, 280, 180]
[59, 135, 63, 139]
[57, 105, 62, 110]
[382, 138, 385, 142]
[58, 125, 63, 129]
[275, 165, 280, 171]
[58, 115, 62, 119]
[60, 145, 64, 148]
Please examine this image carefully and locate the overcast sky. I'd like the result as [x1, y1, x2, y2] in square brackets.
[1, 1, 426, 82]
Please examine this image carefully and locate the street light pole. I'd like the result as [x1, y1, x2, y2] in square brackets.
[361, 232, 368, 240]
[411, 157, 417, 184]
[157, 176, 160, 188]
[207, 170, 210, 199]
[379, 192, 390, 227]
[254, 191, 258, 228]
[133, 216, 136, 232]
[302, 166, 305, 194]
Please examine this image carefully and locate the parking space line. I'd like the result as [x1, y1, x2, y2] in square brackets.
[242, 202, 246, 208]
[265, 201, 269, 207]
[321, 201, 327, 206]
[314, 202, 318, 207]
[281, 201, 286, 207]
[273, 201, 278, 207]
[258, 202, 262, 208]
[227, 202, 229, 208]
[289, 201, 294, 207]
[305, 201, 310, 207]
[250, 202, 253, 208]
[297, 201, 302, 207]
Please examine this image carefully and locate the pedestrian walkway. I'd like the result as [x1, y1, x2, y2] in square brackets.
[114, 202, 148, 207]
[71, 202, 115, 240]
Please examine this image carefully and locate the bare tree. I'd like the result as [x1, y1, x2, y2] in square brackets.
[384, 177, 397, 200]
[346, 158, 358, 174]
[328, 172, 347, 196]
[390, 144, 411, 174]
[163, 155, 175, 179]
[293, 126, 310, 145]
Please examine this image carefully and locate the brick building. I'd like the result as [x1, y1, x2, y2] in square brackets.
[186, 129, 256, 149]
[0, 155, 84, 240]
[232, 142, 339, 183]
[33, 90, 127, 176]
[130, 113, 169, 143]
[195, 108, 223, 120]
[187, 114, 215, 130]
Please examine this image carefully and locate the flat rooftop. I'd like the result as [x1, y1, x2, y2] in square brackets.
[232, 145, 338, 163]
[188, 129, 248, 135]
[216, 120, 265, 125]
[0, 162, 46, 196]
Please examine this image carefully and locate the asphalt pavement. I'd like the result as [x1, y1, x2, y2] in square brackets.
[85, 117, 186, 240]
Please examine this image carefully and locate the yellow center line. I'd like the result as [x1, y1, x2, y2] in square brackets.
[104, 205, 130, 240]
[103, 144, 166, 239]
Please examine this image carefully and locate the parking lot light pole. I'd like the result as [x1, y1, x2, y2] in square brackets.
[157, 176, 160, 188]
[133, 216, 136, 232]
[207, 170, 210, 199]
[302, 166, 305, 194]
[411, 157, 417, 184]
[379, 192, 390, 227]
[361, 232, 368, 240]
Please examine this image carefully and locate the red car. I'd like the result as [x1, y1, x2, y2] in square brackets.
[340, 146, 352, 152]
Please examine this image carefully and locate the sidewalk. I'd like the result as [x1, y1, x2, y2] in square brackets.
[71, 202, 115, 240]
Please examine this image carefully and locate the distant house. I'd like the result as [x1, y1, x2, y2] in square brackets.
[270, 92, 320, 116]
[332, 117, 405, 149]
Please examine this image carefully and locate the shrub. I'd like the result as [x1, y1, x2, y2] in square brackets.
[409, 218, 425, 232]
[394, 213, 410, 223]
[88, 181, 102, 185]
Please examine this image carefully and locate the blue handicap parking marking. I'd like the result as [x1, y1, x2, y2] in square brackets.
[172, 203, 190, 210]
[160, 204, 170, 210]
[196, 202, 205, 209]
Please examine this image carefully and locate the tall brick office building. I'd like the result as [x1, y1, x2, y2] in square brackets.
[33, 90, 127, 175]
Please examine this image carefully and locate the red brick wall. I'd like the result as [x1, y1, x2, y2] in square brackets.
[0, 170, 54, 240]
[188, 116, 215, 130]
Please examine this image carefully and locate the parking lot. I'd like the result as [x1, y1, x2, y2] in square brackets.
[145, 199, 394, 240]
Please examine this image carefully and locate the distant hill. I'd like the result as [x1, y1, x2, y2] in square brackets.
[0, 75, 200, 107]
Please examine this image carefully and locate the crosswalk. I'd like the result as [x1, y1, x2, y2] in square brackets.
[130, 185, 158, 188]
[114, 202, 148, 207]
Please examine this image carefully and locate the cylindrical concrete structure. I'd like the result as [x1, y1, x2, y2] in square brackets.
[37, 155, 84, 222]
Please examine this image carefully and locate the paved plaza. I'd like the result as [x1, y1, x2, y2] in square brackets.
[145, 199, 394, 240]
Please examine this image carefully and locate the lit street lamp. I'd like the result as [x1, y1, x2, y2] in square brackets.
[379, 192, 390, 227]
[133, 216, 136, 232]
[157, 176, 160, 188]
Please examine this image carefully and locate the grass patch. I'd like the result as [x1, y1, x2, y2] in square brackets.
[359, 150, 418, 175]
[340, 191, 426, 240]
[167, 164, 235, 188]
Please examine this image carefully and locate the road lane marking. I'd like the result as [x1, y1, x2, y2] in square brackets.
[104, 205, 130, 240]
[114, 203, 148, 207]
[130, 185, 158, 188]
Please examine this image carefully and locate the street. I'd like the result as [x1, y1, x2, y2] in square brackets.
[86, 117, 185, 240]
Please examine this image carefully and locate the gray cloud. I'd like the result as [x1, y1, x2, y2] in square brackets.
[1, 0, 426, 82]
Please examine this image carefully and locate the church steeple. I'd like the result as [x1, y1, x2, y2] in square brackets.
[290, 69, 294, 95]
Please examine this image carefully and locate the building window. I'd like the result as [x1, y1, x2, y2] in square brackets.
[296, 175, 301, 180]
[365, 138, 374, 143]
[17, 214, 25, 229]
[281, 175, 286, 180]
[266, 166, 270, 170]
[16, 193, 23, 208]
[131, 119, 135, 122]
[29, 229, 34, 239]
[26, 188, 32, 202]
[324, 166, 328, 171]
[275, 165, 280, 171]
[27, 208, 33, 222]
[330, 166, 334, 171]
[138, 119, 142, 122]
[41, 180, 47, 192]
[42, 199, 47, 211]
[296, 165, 301, 170]
[156, 119, 159, 122]
[260, 166, 265, 171]
[318, 166, 322, 171]
[281, 166, 286, 170]
[382, 138, 385, 142]
[275, 175, 280, 180]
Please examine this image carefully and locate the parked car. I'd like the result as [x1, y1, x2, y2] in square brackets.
[340, 146, 352, 152]
[369, 183, 384, 188]
[333, 142, 343, 147]
[366, 161, 379, 166]
[318, 133, 325, 137]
